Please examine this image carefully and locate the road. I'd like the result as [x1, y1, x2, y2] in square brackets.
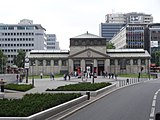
[64, 79, 160, 120]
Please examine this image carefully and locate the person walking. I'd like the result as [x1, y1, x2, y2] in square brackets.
[52, 73, 54, 80]
[40, 72, 43, 79]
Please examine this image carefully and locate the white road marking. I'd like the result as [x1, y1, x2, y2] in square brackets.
[149, 89, 160, 120]
[154, 95, 157, 100]
[150, 107, 155, 117]
[152, 100, 156, 107]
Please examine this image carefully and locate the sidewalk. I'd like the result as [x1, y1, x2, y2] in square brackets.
[3, 76, 120, 99]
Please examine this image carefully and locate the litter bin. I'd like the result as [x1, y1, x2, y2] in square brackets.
[0, 79, 5, 92]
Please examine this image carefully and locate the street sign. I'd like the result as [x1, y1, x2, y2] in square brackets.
[25, 63, 29, 69]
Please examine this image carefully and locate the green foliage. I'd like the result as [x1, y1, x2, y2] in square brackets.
[106, 42, 115, 49]
[0, 93, 81, 117]
[13, 49, 26, 68]
[155, 51, 160, 66]
[4, 84, 33, 92]
[0, 50, 7, 74]
[46, 82, 112, 91]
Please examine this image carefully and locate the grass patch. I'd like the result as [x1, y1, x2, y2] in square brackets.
[4, 84, 34, 92]
[46, 82, 112, 91]
[0, 93, 81, 117]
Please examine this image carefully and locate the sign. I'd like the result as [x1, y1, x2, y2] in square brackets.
[25, 63, 30, 69]
[151, 41, 158, 47]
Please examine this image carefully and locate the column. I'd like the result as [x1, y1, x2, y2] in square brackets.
[81, 59, 85, 72]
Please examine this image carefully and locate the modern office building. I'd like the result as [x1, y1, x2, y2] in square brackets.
[46, 34, 60, 50]
[110, 24, 147, 49]
[99, 23, 126, 41]
[144, 23, 160, 63]
[101, 12, 153, 41]
[105, 12, 153, 24]
[27, 32, 150, 75]
[0, 19, 47, 66]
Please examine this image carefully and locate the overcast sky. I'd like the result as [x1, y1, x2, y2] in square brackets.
[0, 0, 160, 50]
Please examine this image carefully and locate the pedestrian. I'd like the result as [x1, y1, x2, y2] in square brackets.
[111, 73, 114, 79]
[64, 73, 67, 80]
[16, 74, 19, 83]
[115, 74, 118, 80]
[106, 71, 108, 77]
[68, 73, 70, 80]
[40, 72, 43, 79]
[52, 73, 54, 80]
[108, 73, 111, 79]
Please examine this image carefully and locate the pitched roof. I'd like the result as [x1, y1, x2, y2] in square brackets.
[73, 31, 103, 38]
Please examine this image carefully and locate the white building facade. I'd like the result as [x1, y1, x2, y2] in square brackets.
[27, 32, 150, 76]
[46, 34, 60, 50]
[105, 12, 153, 24]
[0, 19, 47, 66]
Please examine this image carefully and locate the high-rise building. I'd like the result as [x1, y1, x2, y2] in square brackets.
[99, 23, 126, 41]
[101, 12, 153, 41]
[105, 12, 153, 24]
[110, 24, 147, 49]
[46, 34, 60, 50]
[0, 19, 47, 65]
[144, 23, 160, 63]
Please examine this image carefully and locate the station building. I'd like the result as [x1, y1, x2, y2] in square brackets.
[26, 32, 150, 76]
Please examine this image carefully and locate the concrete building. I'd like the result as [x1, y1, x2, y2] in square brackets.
[99, 23, 126, 41]
[27, 32, 150, 75]
[144, 23, 160, 63]
[0, 19, 47, 66]
[101, 12, 153, 41]
[111, 24, 147, 49]
[46, 34, 60, 50]
[105, 12, 153, 24]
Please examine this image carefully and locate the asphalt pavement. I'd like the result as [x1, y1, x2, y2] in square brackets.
[3, 76, 119, 99]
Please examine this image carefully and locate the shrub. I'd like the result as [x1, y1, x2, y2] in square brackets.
[4, 84, 34, 92]
[46, 82, 111, 91]
[0, 93, 81, 117]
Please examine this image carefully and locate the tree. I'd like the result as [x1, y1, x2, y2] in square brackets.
[0, 50, 7, 73]
[13, 49, 26, 68]
[155, 51, 160, 66]
[106, 42, 115, 49]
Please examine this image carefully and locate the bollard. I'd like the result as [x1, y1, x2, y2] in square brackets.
[86, 91, 90, 100]
[156, 112, 160, 120]
[126, 79, 129, 85]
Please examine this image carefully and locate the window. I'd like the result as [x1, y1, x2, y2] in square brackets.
[38, 60, 43, 66]
[8, 26, 14, 30]
[126, 59, 130, 65]
[54, 60, 58, 66]
[62, 60, 67, 66]
[17, 26, 25, 30]
[141, 59, 146, 65]
[133, 59, 138, 65]
[110, 59, 115, 65]
[46, 60, 51, 66]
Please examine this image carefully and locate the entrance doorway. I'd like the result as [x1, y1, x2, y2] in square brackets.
[97, 60, 104, 76]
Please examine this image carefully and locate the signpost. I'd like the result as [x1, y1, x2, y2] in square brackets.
[25, 57, 29, 83]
